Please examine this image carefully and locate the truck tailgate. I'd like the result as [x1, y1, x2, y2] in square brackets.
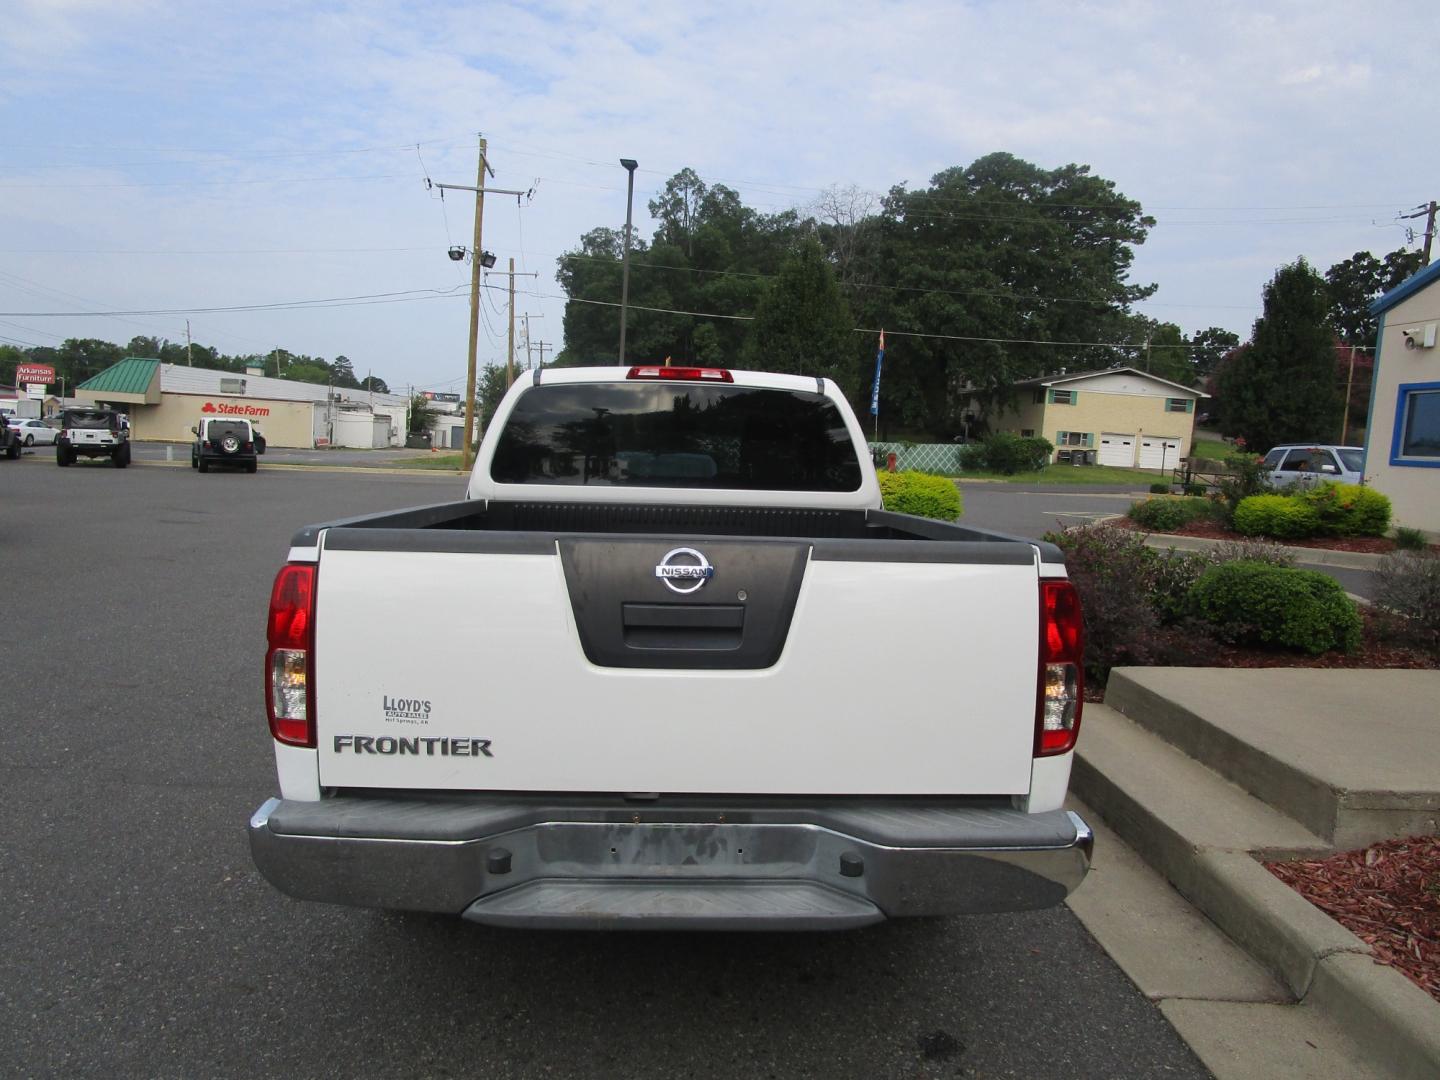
[312, 536, 1041, 795]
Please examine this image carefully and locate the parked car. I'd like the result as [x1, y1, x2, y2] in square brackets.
[11, 418, 58, 447]
[191, 417, 264, 473]
[1260, 444, 1364, 489]
[56, 407, 130, 467]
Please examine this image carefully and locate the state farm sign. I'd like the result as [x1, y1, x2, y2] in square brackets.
[201, 400, 271, 417]
[16, 363, 56, 385]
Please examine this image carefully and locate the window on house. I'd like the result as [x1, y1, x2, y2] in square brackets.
[1032, 389, 1046, 405]
[1049, 389, 1076, 405]
[1020, 429, 1035, 438]
[1393, 384, 1440, 464]
[1055, 431, 1093, 447]
[1166, 398, 1193, 413]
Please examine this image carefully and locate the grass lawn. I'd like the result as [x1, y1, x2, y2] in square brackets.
[1191, 436, 1234, 460]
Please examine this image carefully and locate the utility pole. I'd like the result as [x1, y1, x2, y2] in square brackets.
[485, 261, 538, 387]
[521, 313, 546, 371]
[431, 145, 530, 465]
[1401, 201, 1437, 265]
[1341, 345, 1360, 444]
[534, 341, 552, 370]
[185, 320, 193, 366]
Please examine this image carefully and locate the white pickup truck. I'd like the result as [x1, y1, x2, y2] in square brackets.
[249, 365, 1092, 929]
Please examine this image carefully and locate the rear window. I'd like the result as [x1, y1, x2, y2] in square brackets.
[490, 381, 863, 492]
[63, 410, 116, 429]
[1336, 449, 1363, 472]
[204, 420, 249, 439]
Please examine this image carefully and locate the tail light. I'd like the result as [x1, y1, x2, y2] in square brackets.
[1035, 579, 1084, 756]
[626, 365, 733, 382]
[266, 563, 316, 747]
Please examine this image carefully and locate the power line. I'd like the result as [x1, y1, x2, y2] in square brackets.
[0, 173, 412, 190]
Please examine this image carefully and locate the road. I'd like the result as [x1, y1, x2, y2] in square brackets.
[0, 460, 1207, 1079]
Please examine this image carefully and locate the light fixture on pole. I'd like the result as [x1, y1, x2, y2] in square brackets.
[446, 246, 497, 268]
[618, 158, 639, 364]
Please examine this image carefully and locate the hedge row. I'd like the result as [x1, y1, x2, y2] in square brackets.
[1233, 483, 1391, 539]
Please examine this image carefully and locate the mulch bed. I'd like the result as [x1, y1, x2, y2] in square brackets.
[1266, 837, 1440, 1003]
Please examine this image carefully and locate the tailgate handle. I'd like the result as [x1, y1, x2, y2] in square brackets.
[622, 604, 744, 629]
[621, 603, 744, 651]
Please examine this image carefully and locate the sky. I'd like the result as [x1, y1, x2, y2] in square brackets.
[1, 0, 1436, 394]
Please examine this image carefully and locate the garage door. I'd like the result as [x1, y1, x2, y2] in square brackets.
[1138, 436, 1182, 470]
[1098, 433, 1135, 467]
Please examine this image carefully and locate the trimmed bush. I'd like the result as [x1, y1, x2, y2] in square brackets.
[1127, 496, 1213, 532]
[877, 470, 962, 521]
[1296, 482, 1391, 537]
[1148, 482, 1170, 494]
[963, 433, 1054, 475]
[1183, 482, 1207, 497]
[1232, 494, 1321, 539]
[1187, 561, 1361, 654]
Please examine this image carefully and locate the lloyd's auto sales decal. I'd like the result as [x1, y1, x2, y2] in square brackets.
[200, 401, 271, 417]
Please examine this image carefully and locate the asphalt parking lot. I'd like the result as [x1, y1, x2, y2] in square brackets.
[0, 459, 1207, 1079]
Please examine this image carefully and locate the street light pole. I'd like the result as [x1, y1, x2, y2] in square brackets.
[618, 158, 639, 364]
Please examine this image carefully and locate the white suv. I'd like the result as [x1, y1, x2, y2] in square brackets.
[1261, 444, 1364, 489]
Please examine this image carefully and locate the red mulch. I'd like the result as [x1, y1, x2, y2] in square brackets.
[1211, 610, 1438, 672]
[1267, 837, 1440, 1002]
[1112, 515, 1409, 554]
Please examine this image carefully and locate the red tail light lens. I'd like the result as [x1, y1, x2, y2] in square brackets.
[265, 563, 316, 747]
[626, 366, 733, 382]
[1035, 579, 1084, 756]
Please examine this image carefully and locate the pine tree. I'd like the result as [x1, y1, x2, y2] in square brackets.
[741, 239, 856, 394]
[1219, 259, 1341, 451]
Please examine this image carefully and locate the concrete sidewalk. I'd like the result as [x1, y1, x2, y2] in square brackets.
[1073, 668, 1440, 1079]
[1138, 530, 1390, 570]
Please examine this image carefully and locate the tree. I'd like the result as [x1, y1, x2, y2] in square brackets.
[1325, 246, 1425, 346]
[742, 239, 856, 391]
[407, 393, 435, 435]
[478, 364, 509, 432]
[55, 338, 126, 387]
[1190, 327, 1241, 379]
[853, 153, 1155, 434]
[358, 375, 389, 393]
[330, 354, 360, 389]
[1218, 258, 1341, 450]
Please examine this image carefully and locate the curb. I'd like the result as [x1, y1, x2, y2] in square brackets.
[1073, 734, 1440, 1078]
[1090, 513, 1389, 570]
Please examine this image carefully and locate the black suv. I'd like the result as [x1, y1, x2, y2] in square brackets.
[192, 417, 264, 473]
[0, 415, 21, 460]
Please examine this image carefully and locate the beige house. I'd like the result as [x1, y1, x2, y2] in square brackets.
[1362, 260, 1440, 534]
[990, 367, 1208, 469]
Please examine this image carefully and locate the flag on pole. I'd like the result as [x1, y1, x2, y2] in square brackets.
[869, 329, 886, 416]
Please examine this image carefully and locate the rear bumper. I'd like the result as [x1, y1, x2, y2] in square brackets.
[248, 795, 1092, 929]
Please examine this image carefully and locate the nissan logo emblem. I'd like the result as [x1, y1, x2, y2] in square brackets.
[654, 547, 714, 594]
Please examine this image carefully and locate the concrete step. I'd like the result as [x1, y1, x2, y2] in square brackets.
[1073, 704, 1440, 1078]
[1104, 667, 1440, 848]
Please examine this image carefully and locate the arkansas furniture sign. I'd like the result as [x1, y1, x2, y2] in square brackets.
[16, 363, 56, 385]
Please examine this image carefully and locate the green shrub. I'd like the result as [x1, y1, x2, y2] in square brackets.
[877, 470, 962, 521]
[1183, 482, 1207, 497]
[1394, 526, 1429, 552]
[1149, 482, 1170, 494]
[1232, 494, 1321, 539]
[963, 433, 1054, 474]
[1187, 561, 1361, 654]
[1127, 496, 1213, 532]
[1209, 538, 1296, 568]
[1296, 482, 1391, 537]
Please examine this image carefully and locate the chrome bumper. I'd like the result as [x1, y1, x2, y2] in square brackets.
[249, 796, 1092, 930]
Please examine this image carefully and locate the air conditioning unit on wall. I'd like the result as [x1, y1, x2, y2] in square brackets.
[1401, 322, 1437, 350]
